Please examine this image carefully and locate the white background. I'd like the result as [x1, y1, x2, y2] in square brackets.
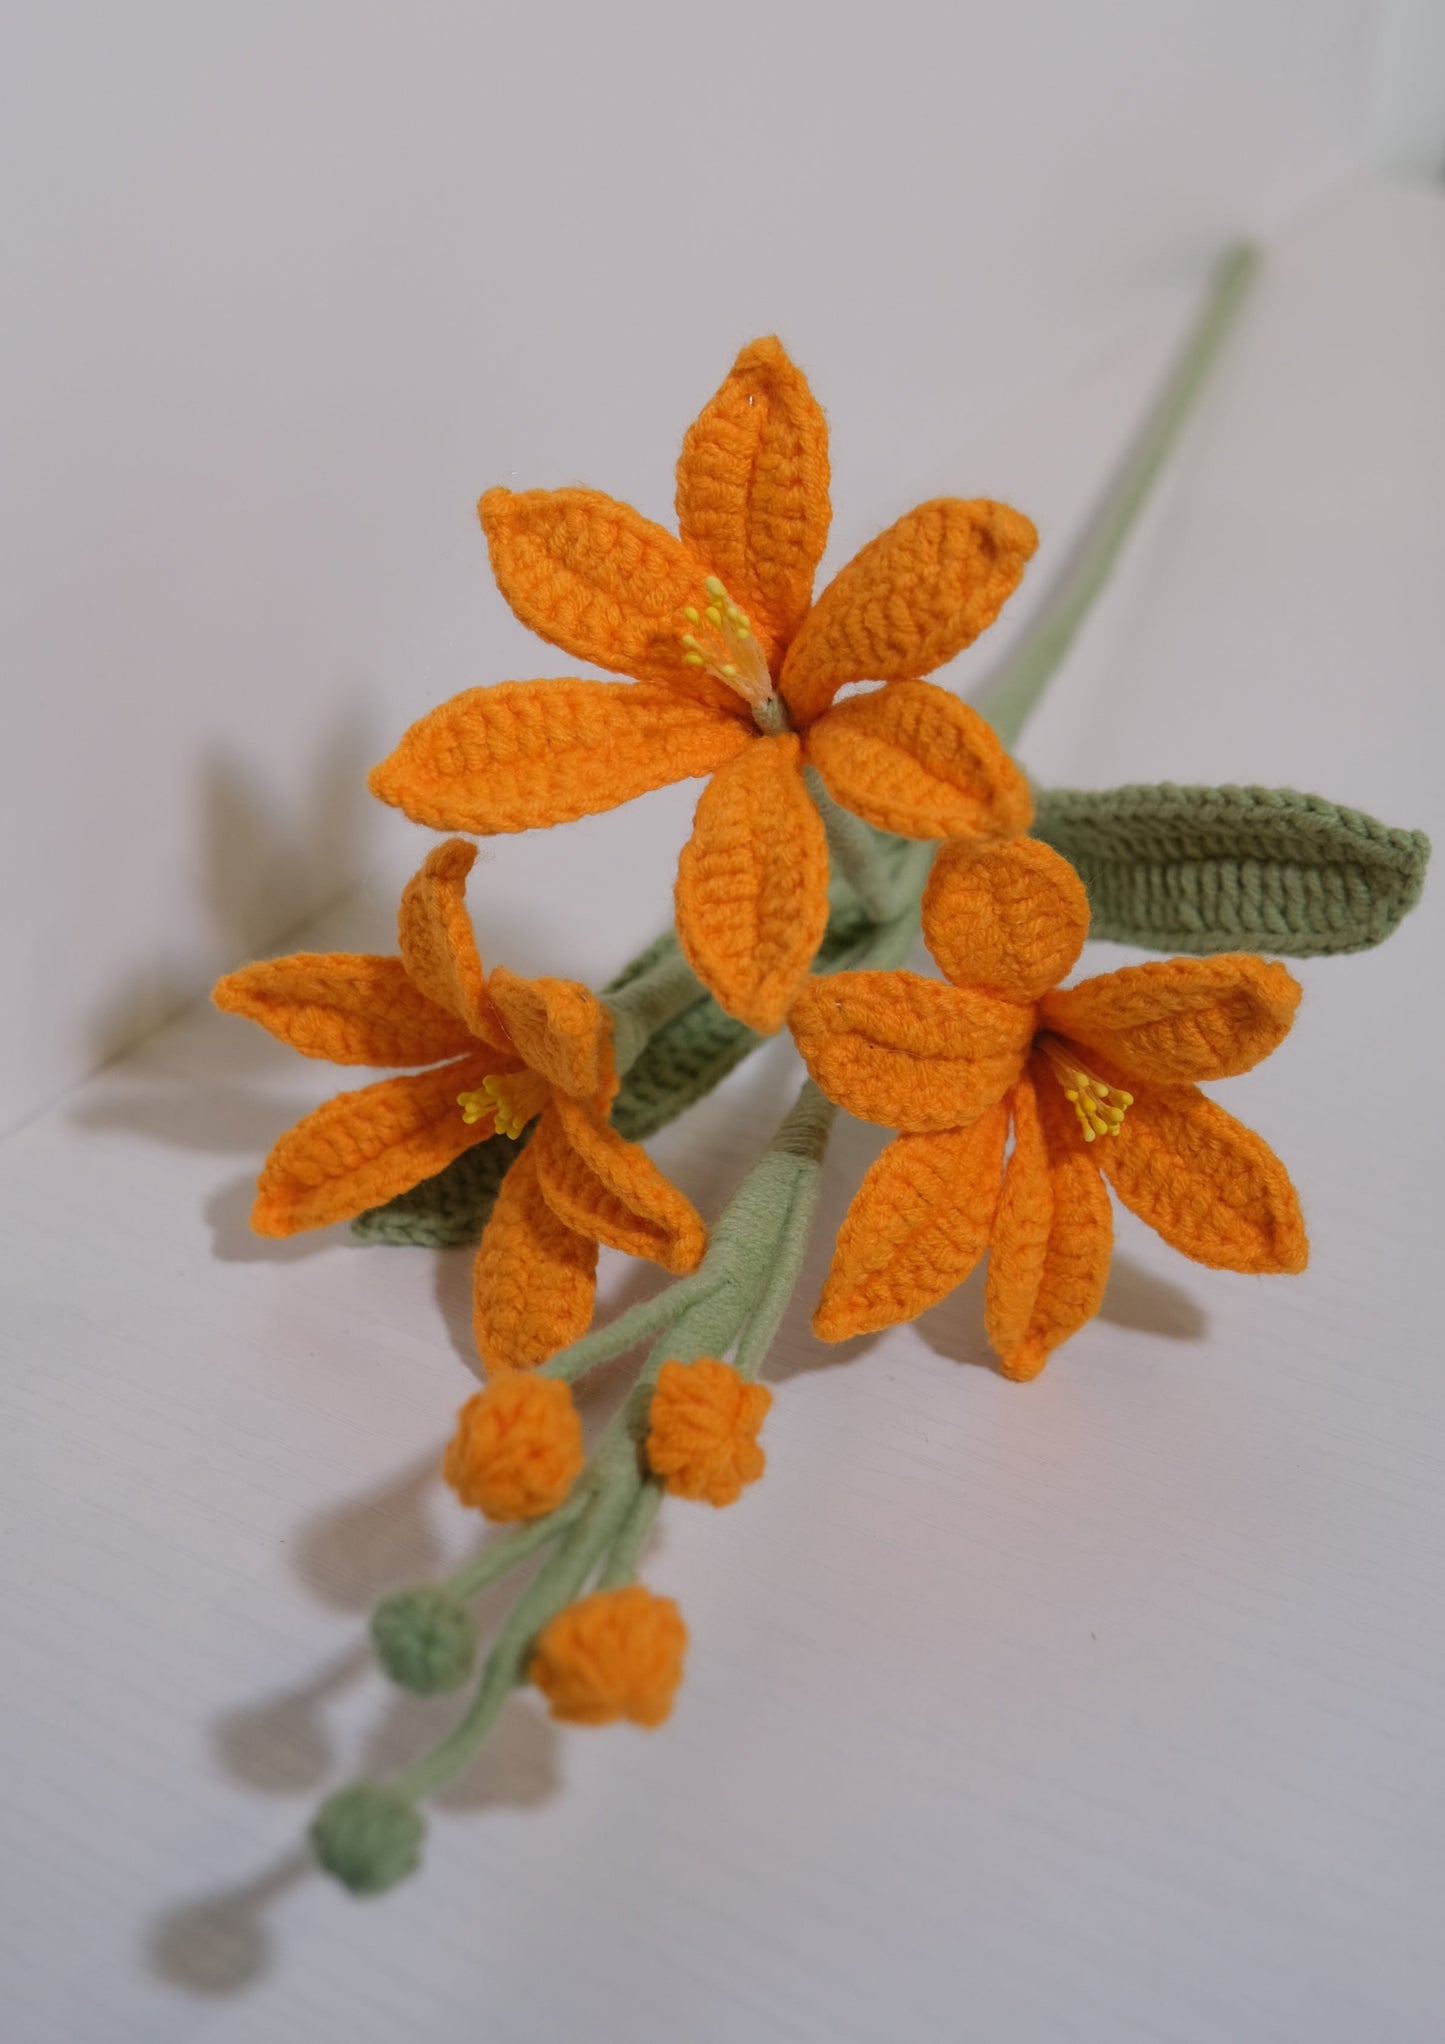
[0, 0, 1396, 1137]
[3, 5, 1445, 2042]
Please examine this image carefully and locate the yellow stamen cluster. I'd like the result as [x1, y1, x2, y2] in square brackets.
[680, 576, 775, 711]
[1039, 1037, 1134, 1142]
[458, 1071, 548, 1139]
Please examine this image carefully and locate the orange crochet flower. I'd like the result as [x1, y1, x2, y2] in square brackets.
[530, 1585, 687, 1727]
[443, 1377, 585, 1521]
[213, 838, 705, 1372]
[790, 838, 1308, 1378]
[369, 337, 1036, 1034]
[646, 1357, 771, 1506]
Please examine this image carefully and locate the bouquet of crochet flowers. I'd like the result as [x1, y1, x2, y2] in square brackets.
[213, 250, 1428, 1895]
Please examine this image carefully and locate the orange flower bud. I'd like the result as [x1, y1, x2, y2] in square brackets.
[442, 1376, 584, 1521]
[645, 1357, 771, 1506]
[530, 1585, 687, 1727]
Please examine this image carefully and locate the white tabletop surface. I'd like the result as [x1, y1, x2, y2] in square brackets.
[2, 172, 1443, 2042]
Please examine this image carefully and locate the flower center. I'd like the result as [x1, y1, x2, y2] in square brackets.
[458, 1069, 550, 1139]
[680, 576, 777, 714]
[1037, 1035, 1134, 1142]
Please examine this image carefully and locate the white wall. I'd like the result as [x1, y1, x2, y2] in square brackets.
[1370, 0, 1445, 173]
[1, 0, 1379, 1137]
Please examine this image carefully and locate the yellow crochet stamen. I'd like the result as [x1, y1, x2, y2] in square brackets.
[1038, 1036, 1134, 1142]
[458, 1070, 549, 1139]
[680, 576, 775, 711]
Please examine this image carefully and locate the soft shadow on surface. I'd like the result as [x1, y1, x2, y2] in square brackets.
[916, 1251, 1207, 1369]
[84, 721, 376, 1087]
[148, 1850, 311, 1998]
[214, 1644, 374, 1796]
[295, 1450, 449, 1611]
[360, 1690, 561, 1814]
[160, 1438, 565, 1997]
[1096, 1253, 1207, 1340]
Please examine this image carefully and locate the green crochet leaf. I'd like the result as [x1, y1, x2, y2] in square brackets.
[350, 1130, 528, 1246]
[1031, 783, 1429, 958]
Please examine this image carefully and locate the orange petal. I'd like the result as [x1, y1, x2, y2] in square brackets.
[472, 1143, 598, 1374]
[788, 970, 1032, 1133]
[479, 486, 739, 706]
[1041, 955, 1302, 1085]
[923, 838, 1089, 1001]
[487, 968, 617, 1105]
[674, 733, 830, 1035]
[813, 1108, 1009, 1339]
[779, 498, 1038, 725]
[214, 954, 473, 1067]
[675, 335, 830, 653]
[806, 680, 1032, 841]
[1098, 1083, 1307, 1275]
[368, 678, 748, 834]
[985, 1064, 1113, 1380]
[251, 1052, 501, 1236]
[533, 1097, 707, 1273]
[396, 839, 509, 1047]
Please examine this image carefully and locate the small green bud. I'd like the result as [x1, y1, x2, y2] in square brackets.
[371, 1587, 477, 1695]
[311, 1785, 424, 1895]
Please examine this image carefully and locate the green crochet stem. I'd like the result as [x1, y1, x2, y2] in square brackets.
[603, 941, 705, 1072]
[320, 1066, 851, 1886]
[390, 1436, 642, 1805]
[980, 242, 1258, 752]
[806, 768, 917, 921]
[317, 240, 1274, 1871]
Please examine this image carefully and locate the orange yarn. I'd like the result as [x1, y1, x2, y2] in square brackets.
[530, 1586, 688, 1727]
[443, 1376, 585, 1521]
[645, 1358, 772, 1506]
[213, 839, 705, 1368]
[674, 733, 831, 1037]
[793, 838, 1309, 1373]
[369, 337, 1037, 1035]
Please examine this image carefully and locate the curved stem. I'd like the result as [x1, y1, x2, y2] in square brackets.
[807, 770, 913, 922]
[393, 1436, 641, 1803]
[596, 1481, 665, 1591]
[605, 944, 705, 1074]
[442, 1492, 590, 1600]
[981, 243, 1258, 751]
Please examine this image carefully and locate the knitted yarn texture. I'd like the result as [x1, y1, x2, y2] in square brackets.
[1032, 783, 1430, 956]
[204, 282, 1430, 1898]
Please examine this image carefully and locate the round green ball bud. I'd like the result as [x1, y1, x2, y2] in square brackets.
[311, 1785, 424, 1895]
[371, 1587, 477, 1695]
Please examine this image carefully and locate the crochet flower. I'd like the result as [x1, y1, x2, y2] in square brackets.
[443, 1377, 585, 1521]
[213, 838, 705, 1372]
[369, 337, 1036, 1035]
[530, 1586, 688, 1727]
[790, 838, 1308, 1377]
[646, 1357, 771, 1506]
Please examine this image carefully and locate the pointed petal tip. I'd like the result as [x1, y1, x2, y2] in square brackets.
[367, 756, 405, 808]
[998, 1340, 1050, 1382]
[250, 1191, 298, 1239]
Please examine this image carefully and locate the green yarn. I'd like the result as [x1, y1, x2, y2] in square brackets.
[1031, 783, 1430, 957]
[610, 994, 760, 1142]
[311, 1785, 425, 1895]
[371, 1587, 478, 1695]
[351, 1132, 524, 1246]
[981, 245, 1258, 752]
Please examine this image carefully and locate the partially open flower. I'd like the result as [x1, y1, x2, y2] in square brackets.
[443, 1376, 584, 1521]
[646, 1357, 771, 1506]
[530, 1585, 687, 1727]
